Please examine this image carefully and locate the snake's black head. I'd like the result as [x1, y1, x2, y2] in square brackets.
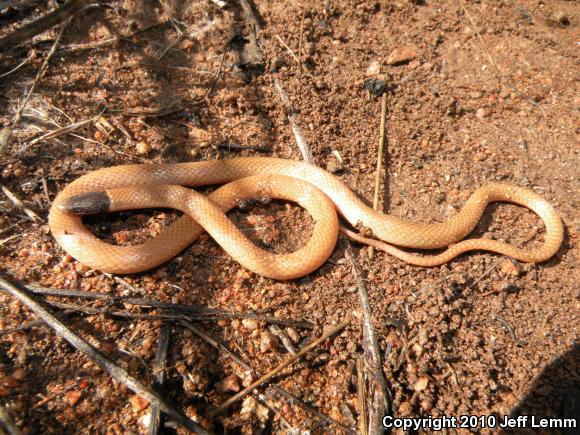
[59, 191, 111, 215]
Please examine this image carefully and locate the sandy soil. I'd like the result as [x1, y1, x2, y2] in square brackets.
[0, 0, 578, 433]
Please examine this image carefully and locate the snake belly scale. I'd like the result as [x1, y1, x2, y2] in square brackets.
[48, 157, 564, 279]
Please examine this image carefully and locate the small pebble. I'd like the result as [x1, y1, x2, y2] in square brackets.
[242, 318, 259, 330]
[386, 47, 417, 65]
[414, 376, 429, 392]
[304, 42, 316, 55]
[286, 327, 300, 343]
[500, 259, 521, 277]
[140, 336, 154, 356]
[476, 107, 491, 118]
[135, 141, 151, 155]
[94, 130, 106, 142]
[398, 401, 413, 416]
[421, 398, 433, 412]
[129, 394, 149, 412]
[66, 390, 82, 406]
[216, 374, 241, 394]
[366, 60, 381, 76]
[364, 78, 388, 97]
[260, 331, 277, 353]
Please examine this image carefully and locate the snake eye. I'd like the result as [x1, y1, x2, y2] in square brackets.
[59, 191, 111, 215]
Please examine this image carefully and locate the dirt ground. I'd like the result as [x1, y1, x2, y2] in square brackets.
[0, 0, 578, 433]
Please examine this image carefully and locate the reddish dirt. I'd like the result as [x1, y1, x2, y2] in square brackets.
[0, 0, 578, 433]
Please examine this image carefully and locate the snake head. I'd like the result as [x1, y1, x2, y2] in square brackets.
[59, 191, 111, 215]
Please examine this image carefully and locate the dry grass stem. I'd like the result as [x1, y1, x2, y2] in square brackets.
[275, 34, 300, 64]
[19, 110, 104, 153]
[0, 53, 34, 79]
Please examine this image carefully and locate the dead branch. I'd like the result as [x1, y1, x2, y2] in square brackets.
[356, 357, 368, 435]
[0, 275, 211, 435]
[148, 324, 171, 435]
[26, 284, 313, 329]
[0, 320, 45, 336]
[344, 242, 389, 435]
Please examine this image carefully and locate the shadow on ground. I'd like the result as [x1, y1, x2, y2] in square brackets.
[503, 342, 579, 434]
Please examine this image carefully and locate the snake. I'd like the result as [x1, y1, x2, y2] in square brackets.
[48, 157, 564, 279]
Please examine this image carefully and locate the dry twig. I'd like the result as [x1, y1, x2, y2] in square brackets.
[19, 109, 104, 153]
[0, 275, 210, 435]
[370, 92, 388, 259]
[0, 183, 42, 222]
[209, 317, 351, 417]
[0, 53, 34, 79]
[268, 324, 296, 355]
[148, 324, 171, 435]
[26, 284, 313, 328]
[274, 34, 300, 64]
[356, 357, 368, 435]
[273, 78, 313, 162]
[345, 242, 389, 434]
[0, 406, 22, 435]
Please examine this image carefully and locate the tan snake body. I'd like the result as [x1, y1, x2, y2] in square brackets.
[48, 157, 564, 279]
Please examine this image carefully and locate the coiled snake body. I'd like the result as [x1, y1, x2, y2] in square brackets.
[49, 157, 563, 279]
